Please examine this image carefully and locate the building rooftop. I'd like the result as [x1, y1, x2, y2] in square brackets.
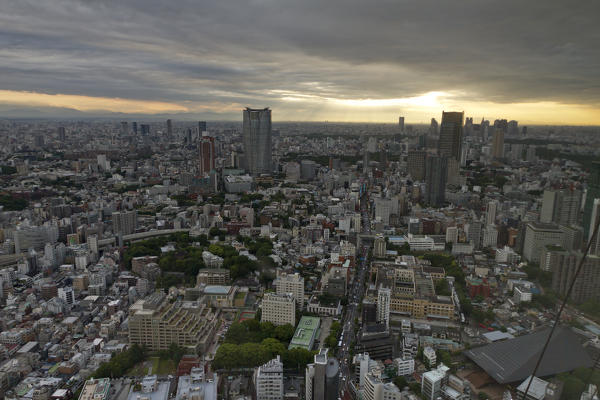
[465, 326, 593, 384]
[516, 376, 548, 400]
[203, 285, 231, 295]
[482, 331, 515, 342]
[289, 316, 320, 350]
[79, 378, 110, 400]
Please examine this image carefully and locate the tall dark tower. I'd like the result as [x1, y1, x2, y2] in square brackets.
[198, 121, 207, 134]
[198, 134, 215, 176]
[166, 119, 172, 138]
[242, 108, 272, 175]
[438, 111, 464, 160]
[425, 155, 448, 207]
[583, 162, 600, 240]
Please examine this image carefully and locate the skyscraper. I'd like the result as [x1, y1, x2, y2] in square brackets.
[140, 124, 150, 136]
[112, 210, 137, 235]
[377, 286, 391, 327]
[438, 111, 464, 161]
[121, 121, 128, 136]
[508, 120, 519, 136]
[243, 107, 272, 176]
[583, 162, 600, 240]
[541, 188, 582, 226]
[57, 126, 66, 141]
[407, 150, 427, 181]
[398, 116, 405, 132]
[486, 200, 498, 225]
[132, 121, 138, 135]
[198, 121, 207, 134]
[491, 129, 505, 159]
[429, 118, 438, 136]
[588, 198, 600, 255]
[166, 119, 172, 138]
[198, 133, 215, 176]
[306, 349, 339, 400]
[425, 155, 448, 207]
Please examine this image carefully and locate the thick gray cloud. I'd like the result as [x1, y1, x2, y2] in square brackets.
[0, 0, 599, 118]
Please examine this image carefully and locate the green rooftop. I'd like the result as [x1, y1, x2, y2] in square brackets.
[289, 316, 320, 351]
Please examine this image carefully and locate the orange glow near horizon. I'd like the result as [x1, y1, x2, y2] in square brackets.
[0, 90, 189, 114]
[0, 89, 599, 125]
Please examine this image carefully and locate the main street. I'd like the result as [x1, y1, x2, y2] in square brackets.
[338, 193, 371, 397]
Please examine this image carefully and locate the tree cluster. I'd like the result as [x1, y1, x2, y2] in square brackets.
[94, 344, 146, 378]
[213, 339, 314, 371]
[157, 343, 186, 365]
[225, 319, 295, 344]
[0, 194, 28, 211]
[324, 321, 342, 349]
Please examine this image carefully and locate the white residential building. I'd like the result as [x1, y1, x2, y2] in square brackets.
[363, 372, 402, 400]
[275, 272, 304, 309]
[523, 222, 563, 262]
[423, 346, 437, 367]
[377, 287, 391, 328]
[421, 364, 449, 400]
[395, 357, 415, 376]
[482, 225, 498, 248]
[255, 356, 284, 400]
[445, 226, 458, 244]
[58, 286, 75, 306]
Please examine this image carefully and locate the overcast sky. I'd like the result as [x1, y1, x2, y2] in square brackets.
[1, 0, 599, 124]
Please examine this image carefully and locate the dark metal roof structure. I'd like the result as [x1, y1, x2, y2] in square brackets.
[464, 326, 594, 384]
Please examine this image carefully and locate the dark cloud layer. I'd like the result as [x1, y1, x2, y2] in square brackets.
[0, 0, 599, 119]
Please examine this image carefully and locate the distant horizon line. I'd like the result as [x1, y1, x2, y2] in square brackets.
[1, 116, 599, 128]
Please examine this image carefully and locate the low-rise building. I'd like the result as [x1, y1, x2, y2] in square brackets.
[79, 378, 110, 400]
[289, 316, 320, 351]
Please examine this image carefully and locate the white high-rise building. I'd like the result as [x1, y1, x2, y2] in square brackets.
[395, 357, 415, 376]
[364, 373, 402, 400]
[483, 225, 498, 248]
[255, 356, 284, 400]
[541, 189, 582, 226]
[243, 107, 272, 176]
[421, 364, 449, 400]
[353, 353, 372, 389]
[375, 198, 394, 225]
[377, 287, 391, 328]
[112, 210, 137, 235]
[58, 286, 75, 306]
[275, 272, 304, 309]
[486, 201, 498, 226]
[523, 222, 564, 262]
[445, 226, 458, 244]
[261, 292, 295, 326]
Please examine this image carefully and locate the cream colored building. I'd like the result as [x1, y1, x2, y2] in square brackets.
[274, 272, 305, 309]
[128, 292, 220, 353]
[261, 292, 295, 326]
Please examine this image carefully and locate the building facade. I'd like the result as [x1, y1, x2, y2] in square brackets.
[128, 292, 219, 353]
[243, 107, 272, 176]
[255, 356, 284, 400]
[261, 292, 295, 326]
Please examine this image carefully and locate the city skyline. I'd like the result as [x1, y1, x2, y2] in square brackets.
[1, 0, 599, 125]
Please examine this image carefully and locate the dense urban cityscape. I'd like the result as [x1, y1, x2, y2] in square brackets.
[2, 0, 600, 399]
[0, 110, 599, 400]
